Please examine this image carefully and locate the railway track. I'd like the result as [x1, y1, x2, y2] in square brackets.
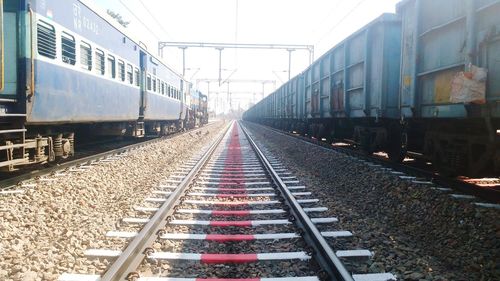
[0, 122, 219, 191]
[249, 122, 500, 205]
[58, 121, 395, 281]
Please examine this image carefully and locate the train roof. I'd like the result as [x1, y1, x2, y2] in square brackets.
[273, 13, 400, 94]
[304, 13, 399, 72]
[395, 0, 414, 10]
[78, 0, 185, 82]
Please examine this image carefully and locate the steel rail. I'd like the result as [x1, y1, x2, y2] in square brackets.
[239, 121, 353, 281]
[100, 121, 232, 281]
[246, 121, 500, 204]
[0, 123, 219, 190]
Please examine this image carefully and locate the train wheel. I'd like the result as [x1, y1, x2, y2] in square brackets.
[54, 134, 72, 159]
[161, 124, 169, 136]
[388, 130, 408, 162]
[326, 129, 335, 144]
[360, 136, 373, 155]
[318, 124, 326, 140]
[298, 123, 307, 136]
[305, 124, 313, 137]
[312, 124, 321, 139]
[465, 143, 496, 177]
[494, 150, 500, 175]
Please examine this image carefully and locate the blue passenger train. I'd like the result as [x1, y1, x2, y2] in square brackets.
[244, 0, 500, 176]
[188, 89, 209, 128]
[0, 0, 208, 171]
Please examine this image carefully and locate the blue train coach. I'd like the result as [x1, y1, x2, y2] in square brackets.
[0, 0, 194, 171]
[192, 89, 208, 126]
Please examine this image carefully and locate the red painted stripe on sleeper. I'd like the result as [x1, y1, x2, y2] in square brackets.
[221, 124, 243, 188]
[217, 193, 248, 198]
[209, 220, 252, 227]
[200, 253, 258, 264]
[205, 234, 255, 242]
[212, 210, 251, 216]
[216, 188, 247, 192]
[214, 202, 249, 207]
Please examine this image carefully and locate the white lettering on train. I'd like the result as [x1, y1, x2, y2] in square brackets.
[73, 3, 99, 35]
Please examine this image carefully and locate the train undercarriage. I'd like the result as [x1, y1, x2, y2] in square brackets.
[258, 117, 500, 177]
[0, 118, 194, 172]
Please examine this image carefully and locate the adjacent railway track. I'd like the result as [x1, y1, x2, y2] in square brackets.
[248, 122, 500, 205]
[0, 122, 219, 190]
[58, 121, 395, 281]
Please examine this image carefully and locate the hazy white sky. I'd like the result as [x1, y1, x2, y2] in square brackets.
[91, 0, 400, 112]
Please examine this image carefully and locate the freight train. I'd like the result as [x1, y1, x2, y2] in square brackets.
[244, 0, 500, 177]
[0, 0, 208, 171]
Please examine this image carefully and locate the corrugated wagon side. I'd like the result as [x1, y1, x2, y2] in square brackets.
[245, 13, 404, 159]
[300, 13, 404, 157]
[398, 0, 500, 175]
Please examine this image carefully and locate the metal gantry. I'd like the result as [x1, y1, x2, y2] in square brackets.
[158, 41, 315, 84]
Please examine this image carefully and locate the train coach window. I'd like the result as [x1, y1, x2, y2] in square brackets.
[134, 68, 140, 87]
[161, 82, 165, 95]
[80, 41, 92, 71]
[107, 55, 115, 79]
[37, 21, 56, 59]
[95, 49, 105, 75]
[127, 64, 133, 84]
[157, 79, 160, 93]
[147, 74, 152, 91]
[167, 85, 171, 97]
[61, 32, 76, 65]
[118, 60, 125, 82]
[152, 77, 157, 92]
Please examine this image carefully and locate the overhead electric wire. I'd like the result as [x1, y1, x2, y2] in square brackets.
[312, 0, 345, 33]
[234, 0, 239, 66]
[138, 0, 174, 40]
[117, 0, 162, 40]
[315, 0, 369, 46]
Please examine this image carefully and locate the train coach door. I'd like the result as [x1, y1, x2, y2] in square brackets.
[0, 1, 3, 92]
[0, 0, 17, 96]
[139, 51, 148, 117]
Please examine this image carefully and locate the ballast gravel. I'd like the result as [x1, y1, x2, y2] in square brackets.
[0, 121, 227, 281]
[244, 122, 499, 281]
